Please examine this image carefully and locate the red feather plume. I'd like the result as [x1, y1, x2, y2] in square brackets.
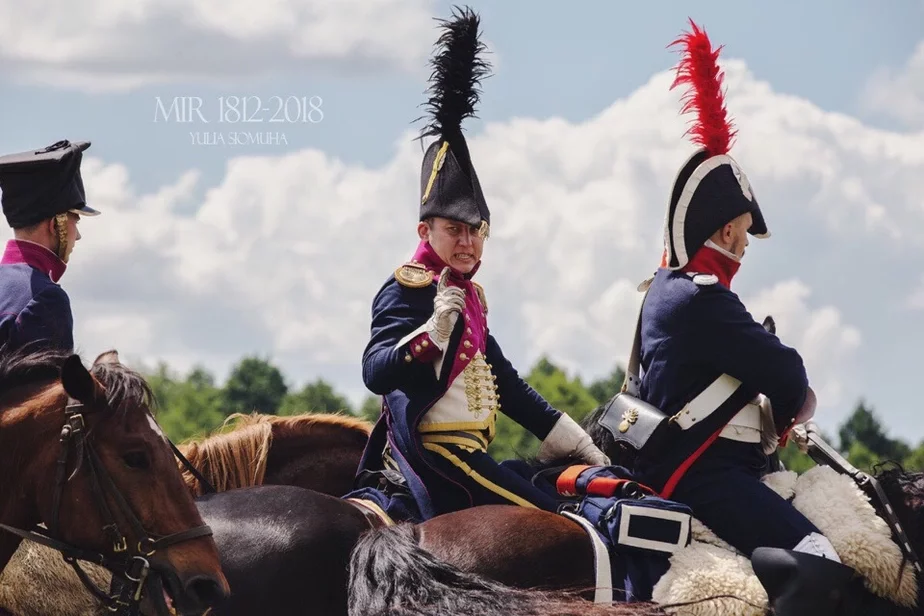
[668, 19, 737, 156]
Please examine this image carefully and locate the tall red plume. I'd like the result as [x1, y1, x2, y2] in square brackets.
[668, 19, 736, 156]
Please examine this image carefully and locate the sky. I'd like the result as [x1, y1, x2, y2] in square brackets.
[0, 0, 922, 442]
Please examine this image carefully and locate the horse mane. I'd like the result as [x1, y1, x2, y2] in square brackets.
[0, 346, 152, 419]
[178, 412, 372, 496]
[89, 360, 156, 418]
[0, 346, 70, 396]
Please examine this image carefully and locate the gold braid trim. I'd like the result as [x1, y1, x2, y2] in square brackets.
[421, 141, 450, 205]
[54, 213, 70, 262]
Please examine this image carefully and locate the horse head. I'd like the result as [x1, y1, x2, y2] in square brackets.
[0, 347, 229, 615]
[874, 462, 924, 589]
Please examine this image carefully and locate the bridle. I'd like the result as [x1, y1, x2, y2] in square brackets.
[0, 396, 215, 615]
[805, 428, 923, 575]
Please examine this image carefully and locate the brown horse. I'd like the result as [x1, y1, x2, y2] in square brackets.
[346, 406, 924, 615]
[0, 346, 228, 616]
[176, 411, 371, 497]
[0, 410, 370, 616]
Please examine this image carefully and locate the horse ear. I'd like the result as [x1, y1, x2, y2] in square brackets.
[762, 315, 776, 335]
[93, 349, 120, 367]
[61, 355, 105, 406]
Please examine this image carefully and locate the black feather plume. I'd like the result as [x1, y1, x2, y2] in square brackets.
[417, 5, 491, 142]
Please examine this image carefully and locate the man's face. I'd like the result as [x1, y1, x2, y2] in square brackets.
[418, 217, 484, 274]
[725, 212, 751, 260]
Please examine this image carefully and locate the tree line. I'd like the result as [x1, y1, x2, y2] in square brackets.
[145, 355, 924, 473]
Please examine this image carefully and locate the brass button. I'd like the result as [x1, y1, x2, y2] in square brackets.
[460, 353, 469, 361]
[467, 327, 472, 334]
[463, 340, 472, 348]
[404, 353, 412, 363]
[414, 344, 422, 353]
[422, 340, 429, 348]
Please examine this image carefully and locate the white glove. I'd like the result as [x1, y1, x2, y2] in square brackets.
[790, 421, 819, 454]
[425, 267, 465, 346]
[537, 412, 611, 466]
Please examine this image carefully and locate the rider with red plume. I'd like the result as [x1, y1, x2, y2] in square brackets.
[627, 20, 893, 613]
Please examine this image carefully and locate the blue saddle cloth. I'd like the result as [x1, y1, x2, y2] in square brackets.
[552, 465, 693, 602]
[345, 464, 691, 603]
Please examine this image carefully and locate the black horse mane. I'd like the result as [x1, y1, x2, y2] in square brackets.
[89, 360, 156, 418]
[0, 344, 71, 392]
[0, 344, 154, 417]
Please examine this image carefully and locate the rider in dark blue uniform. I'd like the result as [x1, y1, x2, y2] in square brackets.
[346, 8, 608, 523]
[0, 140, 100, 353]
[631, 21, 894, 615]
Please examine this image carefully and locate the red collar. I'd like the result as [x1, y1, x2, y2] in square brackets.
[410, 240, 481, 282]
[1, 239, 67, 283]
[680, 243, 740, 288]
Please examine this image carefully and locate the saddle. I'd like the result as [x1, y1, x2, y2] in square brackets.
[545, 464, 694, 603]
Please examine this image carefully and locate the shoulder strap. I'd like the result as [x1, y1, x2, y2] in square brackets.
[621, 289, 650, 397]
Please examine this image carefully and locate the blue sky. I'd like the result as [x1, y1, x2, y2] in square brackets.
[0, 0, 922, 442]
[1, 0, 920, 190]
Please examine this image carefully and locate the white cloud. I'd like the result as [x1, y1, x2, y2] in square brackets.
[4, 59, 921, 421]
[0, 0, 435, 92]
[743, 280, 861, 410]
[905, 277, 924, 311]
[861, 40, 924, 129]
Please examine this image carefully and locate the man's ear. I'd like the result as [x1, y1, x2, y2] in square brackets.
[417, 221, 430, 241]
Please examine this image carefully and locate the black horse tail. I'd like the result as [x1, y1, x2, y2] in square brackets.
[346, 523, 666, 616]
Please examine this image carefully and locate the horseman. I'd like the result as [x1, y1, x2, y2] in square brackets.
[348, 7, 608, 523]
[0, 139, 99, 353]
[627, 18, 855, 577]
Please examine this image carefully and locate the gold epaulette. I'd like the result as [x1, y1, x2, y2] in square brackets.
[394, 261, 434, 288]
[472, 281, 488, 313]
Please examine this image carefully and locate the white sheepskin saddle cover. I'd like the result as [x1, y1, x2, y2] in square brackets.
[651, 465, 918, 615]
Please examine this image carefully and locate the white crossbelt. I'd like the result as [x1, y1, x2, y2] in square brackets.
[560, 511, 613, 604]
[671, 374, 762, 443]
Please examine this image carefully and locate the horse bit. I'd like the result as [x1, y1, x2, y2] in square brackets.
[0, 397, 216, 616]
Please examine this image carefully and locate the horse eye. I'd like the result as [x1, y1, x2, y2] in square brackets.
[122, 451, 150, 470]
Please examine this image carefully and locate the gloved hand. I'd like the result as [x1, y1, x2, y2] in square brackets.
[537, 412, 611, 466]
[425, 267, 465, 347]
[790, 421, 819, 454]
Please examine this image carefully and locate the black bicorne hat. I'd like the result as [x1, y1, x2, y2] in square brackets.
[0, 139, 100, 229]
[662, 20, 769, 270]
[417, 6, 492, 238]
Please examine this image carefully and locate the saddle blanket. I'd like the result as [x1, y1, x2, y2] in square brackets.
[554, 465, 695, 603]
[651, 466, 917, 615]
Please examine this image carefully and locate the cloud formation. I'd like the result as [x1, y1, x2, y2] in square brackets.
[0, 0, 435, 91]
[3, 59, 921, 430]
[862, 40, 924, 129]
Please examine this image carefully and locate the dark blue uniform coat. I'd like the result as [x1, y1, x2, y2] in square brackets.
[0, 239, 73, 353]
[348, 245, 562, 521]
[634, 266, 821, 555]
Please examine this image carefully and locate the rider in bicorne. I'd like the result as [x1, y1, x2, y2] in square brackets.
[629, 19, 907, 614]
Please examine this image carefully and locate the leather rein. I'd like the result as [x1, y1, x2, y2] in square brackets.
[805, 428, 923, 575]
[0, 396, 217, 615]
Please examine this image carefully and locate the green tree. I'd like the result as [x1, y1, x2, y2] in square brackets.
[148, 363, 226, 442]
[279, 378, 354, 416]
[587, 364, 627, 406]
[902, 443, 924, 472]
[222, 356, 288, 416]
[359, 395, 383, 423]
[488, 357, 598, 461]
[777, 440, 816, 474]
[839, 400, 910, 463]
